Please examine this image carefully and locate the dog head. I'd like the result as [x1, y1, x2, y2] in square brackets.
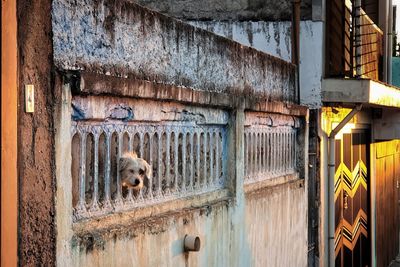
[119, 152, 151, 191]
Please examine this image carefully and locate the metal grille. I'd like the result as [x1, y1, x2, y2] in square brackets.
[244, 126, 297, 183]
[71, 122, 227, 221]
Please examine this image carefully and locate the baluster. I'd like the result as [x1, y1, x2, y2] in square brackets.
[263, 132, 267, 173]
[209, 131, 214, 186]
[253, 132, 257, 178]
[148, 132, 154, 198]
[203, 130, 208, 188]
[76, 129, 88, 217]
[174, 131, 179, 192]
[267, 131, 270, 175]
[90, 129, 100, 213]
[127, 131, 134, 202]
[157, 131, 162, 196]
[182, 131, 187, 192]
[196, 131, 201, 189]
[215, 130, 220, 186]
[114, 131, 124, 208]
[189, 131, 194, 190]
[103, 130, 112, 209]
[258, 131, 262, 173]
[244, 132, 248, 178]
[248, 132, 252, 178]
[272, 130, 276, 175]
[166, 130, 171, 195]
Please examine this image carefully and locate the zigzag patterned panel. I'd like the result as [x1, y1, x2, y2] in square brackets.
[334, 132, 370, 267]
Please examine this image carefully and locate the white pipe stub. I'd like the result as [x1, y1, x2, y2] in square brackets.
[184, 235, 201, 252]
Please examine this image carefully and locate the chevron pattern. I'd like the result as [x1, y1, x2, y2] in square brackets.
[334, 132, 369, 267]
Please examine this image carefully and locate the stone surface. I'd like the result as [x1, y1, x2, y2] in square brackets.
[135, 0, 312, 21]
[52, 0, 297, 102]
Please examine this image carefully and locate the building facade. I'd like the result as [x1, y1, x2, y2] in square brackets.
[2, 0, 310, 266]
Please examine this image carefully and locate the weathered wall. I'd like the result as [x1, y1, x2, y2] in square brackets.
[54, 80, 308, 266]
[52, 0, 296, 102]
[188, 20, 324, 108]
[135, 0, 312, 21]
[189, 21, 292, 62]
[69, 180, 306, 267]
[17, 0, 57, 265]
[299, 21, 323, 108]
[52, 1, 309, 266]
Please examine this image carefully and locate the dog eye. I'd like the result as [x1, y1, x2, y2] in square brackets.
[139, 169, 145, 175]
[129, 170, 134, 174]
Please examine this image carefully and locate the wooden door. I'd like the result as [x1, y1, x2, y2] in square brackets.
[376, 140, 400, 267]
[335, 130, 370, 267]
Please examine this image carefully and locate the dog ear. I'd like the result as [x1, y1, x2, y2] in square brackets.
[119, 156, 130, 172]
[141, 159, 152, 179]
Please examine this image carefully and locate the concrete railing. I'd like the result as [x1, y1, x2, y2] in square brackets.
[71, 121, 227, 221]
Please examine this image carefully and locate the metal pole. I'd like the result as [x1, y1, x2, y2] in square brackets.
[355, 0, 362, 77]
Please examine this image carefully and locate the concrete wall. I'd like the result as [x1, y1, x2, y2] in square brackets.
[135, 0, 312, 21]
[52, 0, 297, 102]
[51, 1, 309, 266]
[54, 77, 309, 266]
[189, 20, 324, 108]
[299, 21, 323, 109]
[189, 21, 292, 62]
[67, 180, 307, 267]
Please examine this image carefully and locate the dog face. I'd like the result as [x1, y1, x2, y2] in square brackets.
[119, 152, 151, 191]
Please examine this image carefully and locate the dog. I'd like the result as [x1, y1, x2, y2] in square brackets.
[119, 152, 152, 193]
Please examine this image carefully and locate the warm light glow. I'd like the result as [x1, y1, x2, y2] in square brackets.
[369, 81, 400, 108]
[331, 122, 356, 139]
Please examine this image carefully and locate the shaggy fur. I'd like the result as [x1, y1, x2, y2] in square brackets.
[119, 152, 151, 192]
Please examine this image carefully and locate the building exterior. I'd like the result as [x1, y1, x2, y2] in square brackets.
[132, 0, 400, 266]
[2, 0, 309, 266]
[2, 0, 399, 266]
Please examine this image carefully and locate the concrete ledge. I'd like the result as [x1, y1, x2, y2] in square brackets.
[69, 71, 308, 117]
[322, 78, 400, 108]
[244, 173, 302, 195]
[72, 189, 231, 237]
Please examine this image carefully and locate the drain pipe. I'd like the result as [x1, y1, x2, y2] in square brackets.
[328, 104, 363, 267]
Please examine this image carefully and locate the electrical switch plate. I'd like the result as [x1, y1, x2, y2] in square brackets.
[25, 84, 34, 113]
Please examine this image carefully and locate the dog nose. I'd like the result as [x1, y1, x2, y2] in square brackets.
[134, 179, 140, 185]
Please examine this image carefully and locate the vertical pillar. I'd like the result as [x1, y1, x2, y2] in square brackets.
[1, 0, 18, 266]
